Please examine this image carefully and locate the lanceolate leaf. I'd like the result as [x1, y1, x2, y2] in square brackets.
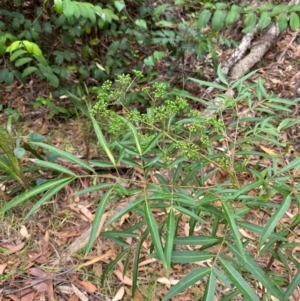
[202, 271, 216, 301]
[31, 159, 76, 176]
[24, 177, 74, 220]
[258, 195, 291, 250]
[91, 117, 116, 167]
[0, 177, 75, 213]
[85, 188, 113, 254]
[222, 201, 246, 260]
[118, 116, 142, 156]
[144, 200, 167, 270]
[132, 229, 149, 296]
[164, 207, 176, 273]
[162, 267, 210, 301]
[29, 141, 95, 172]
[100, 249, 127, 285]
[151, 251, 214, 263]
[173, 235, 220, 246]
[189, 77, 227, 91]
[227, 243, 285, 299]
[219, 257, 260, 301]
[283, 268, 300, 299]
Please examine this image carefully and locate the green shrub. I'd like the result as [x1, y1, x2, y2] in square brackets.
[1, 68, 299, 300]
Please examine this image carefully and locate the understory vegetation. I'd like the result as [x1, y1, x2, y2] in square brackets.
[0, 1, 300, 300]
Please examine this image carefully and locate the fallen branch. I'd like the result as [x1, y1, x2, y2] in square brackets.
[201, 0, 300, 118]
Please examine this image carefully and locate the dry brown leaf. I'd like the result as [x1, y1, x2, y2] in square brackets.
[112, 286, 125, 301]
[62, 213, 107, 261]
[71, 284, 88, 301]
[70, 276, 97, 293]
[77, 204, 93, 221]
[80, 251, 113, 267]
[29, 267, 50, 278]
[0, 263, 7, 274]
[78, 280, 97, 293]
[1, 242, 25, 254]
[138, 258, 157, 267]
[33, 281, 48, 292]
[260, 145, 277, 156]
[34, 256, 48, 264]
[239, 228, 255, 240]
[95, 265, 102, 277]
[124, 287, 143, 301]
[57, 285, 74, 294]
[7, 294, 20, 301]
[157, 277, 179, 289]
[68, 295, 79, 301]
[20, 289, 34, 301]
[114, 270, 133, 286]
[119, 213, 130, 226]
[42, 230, 49, 254]
[47, 279, 54, 301]
[20, 225, 30, 239]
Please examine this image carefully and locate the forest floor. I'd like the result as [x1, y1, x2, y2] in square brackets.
[1, 30, 300, 301]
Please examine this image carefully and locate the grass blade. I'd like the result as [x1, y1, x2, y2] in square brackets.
[276, 157, 300, 175]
